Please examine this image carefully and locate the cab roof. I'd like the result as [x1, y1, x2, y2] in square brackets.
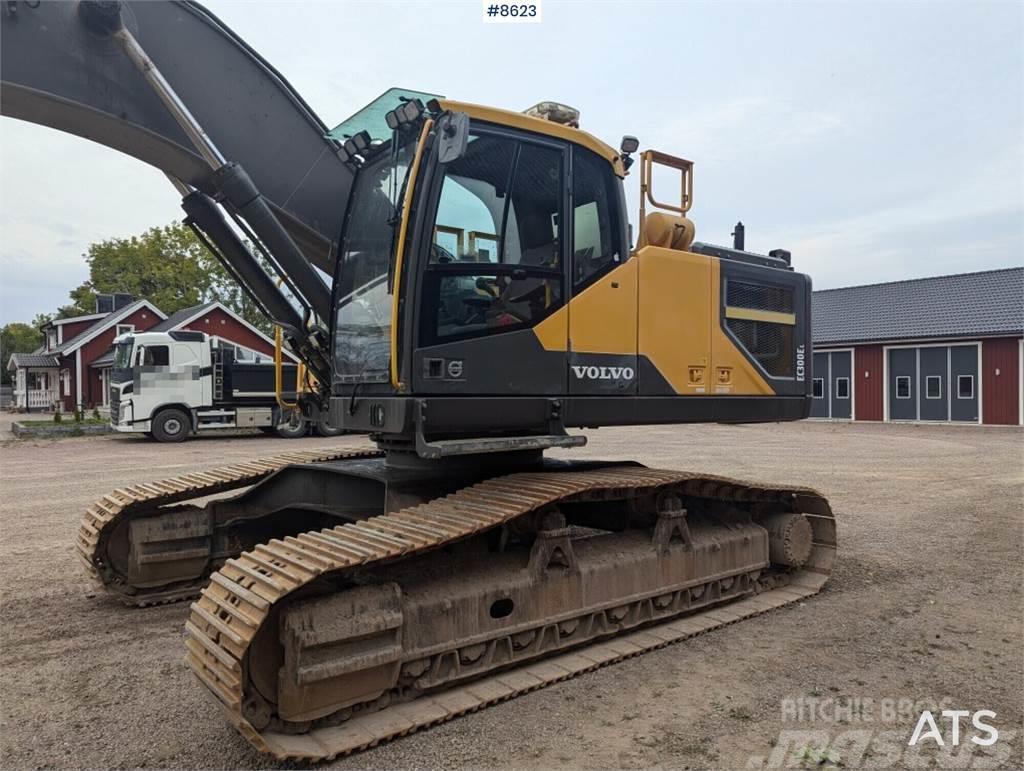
[437, 99, 625, 176]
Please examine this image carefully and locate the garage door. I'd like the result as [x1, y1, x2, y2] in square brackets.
[887, 345, 979, 422]
[950, 345, 979, 422]
[810, 350, 852, 419]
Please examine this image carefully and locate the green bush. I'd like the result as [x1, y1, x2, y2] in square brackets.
[53, 411, 63, 424]
[73, 407, 83, 423]
[91, 406, 101, 421]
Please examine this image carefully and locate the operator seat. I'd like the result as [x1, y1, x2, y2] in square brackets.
[644, 212, 696, 251]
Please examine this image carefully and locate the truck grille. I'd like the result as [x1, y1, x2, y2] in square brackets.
[110, 389, 120, 424]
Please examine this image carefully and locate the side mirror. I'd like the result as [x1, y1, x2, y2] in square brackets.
[437, 112, 469, 164]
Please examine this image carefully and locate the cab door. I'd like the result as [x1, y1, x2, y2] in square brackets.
[413, 126, 569, 395]
[566, 146, 637, 395]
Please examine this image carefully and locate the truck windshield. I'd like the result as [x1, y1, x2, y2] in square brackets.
[333, 135, 416, 384]
[111, 339, 134, 384]
[113, 340, 134, 368]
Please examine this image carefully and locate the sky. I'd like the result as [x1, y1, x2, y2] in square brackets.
[1, 0, 1021, 325]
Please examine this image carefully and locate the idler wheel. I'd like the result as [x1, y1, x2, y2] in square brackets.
[763, 513, 814, 567]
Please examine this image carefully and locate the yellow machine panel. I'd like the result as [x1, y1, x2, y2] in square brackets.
[567, 259, 637, 355]
[636, 247, 775, 396]
[636, 246, 713, 393]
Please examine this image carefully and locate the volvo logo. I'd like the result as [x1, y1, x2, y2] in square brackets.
[571, 365, 635, 381]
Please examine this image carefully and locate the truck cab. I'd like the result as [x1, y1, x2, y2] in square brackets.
[110, 330, 212, 437]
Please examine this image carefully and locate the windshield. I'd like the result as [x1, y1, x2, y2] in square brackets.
[334, 136, 417, 383]
[326, 88, 441, 145]
[113, 340, 134, 368]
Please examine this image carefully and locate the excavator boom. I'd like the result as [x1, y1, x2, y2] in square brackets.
[1, 0, 350, 276]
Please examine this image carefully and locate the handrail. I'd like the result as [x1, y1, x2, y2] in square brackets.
[637, 150, 694, 248]
[389, 118, 434, 390]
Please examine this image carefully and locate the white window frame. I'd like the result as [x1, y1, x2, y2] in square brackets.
[924, 375, 942, 400]
[116, 323, 135, 337]
[895, 375, 912, 400]
[834, 377, 850, 400]
[812, 377, 825, 399]
[61, 369, 70, 397]
[957, 374, 974, 400]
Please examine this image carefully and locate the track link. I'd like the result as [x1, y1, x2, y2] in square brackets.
[186, 466, 836, 761]
[77, 444, 382, 606]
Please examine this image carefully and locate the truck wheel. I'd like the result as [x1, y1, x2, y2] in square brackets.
[152, 408, 191, 443]
[313, 415, 345, 437]
[273, 409, 307, 439]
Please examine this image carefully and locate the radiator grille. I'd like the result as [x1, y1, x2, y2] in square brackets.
[726, 318, 794, 377]
[726, 281, 794, 313]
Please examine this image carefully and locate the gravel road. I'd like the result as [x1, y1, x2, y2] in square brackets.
[1, 422, 1021, 770]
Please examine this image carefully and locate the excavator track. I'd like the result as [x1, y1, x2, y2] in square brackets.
[77, 444, 381, 606]
[186, 465, 835, 761]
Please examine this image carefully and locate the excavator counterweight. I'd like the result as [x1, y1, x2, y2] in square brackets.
[2, 0, 835, 760]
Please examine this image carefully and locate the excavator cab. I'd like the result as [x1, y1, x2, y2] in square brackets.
[328, 99, 811, 454]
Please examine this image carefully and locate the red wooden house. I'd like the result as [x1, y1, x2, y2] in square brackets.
[7, 298, 282, 412]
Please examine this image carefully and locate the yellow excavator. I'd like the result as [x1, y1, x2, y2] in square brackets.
[1, 0, 835, 760]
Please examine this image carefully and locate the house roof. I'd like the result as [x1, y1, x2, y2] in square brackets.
[812, 267, 1024, 346]
[90, 349, 116, 368]
[8, 353, 60, 369]
[56, 299, 165, 355]
[148, 300, 295, 362]
[88, 300, 294, 367]
[149, 302, 218, 332]
[43, 311, 108, 329]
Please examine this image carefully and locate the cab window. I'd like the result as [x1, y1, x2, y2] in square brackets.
[572, 147, 621, 289]
[142, 345, 170, 366]
[422, 131, 564, 346]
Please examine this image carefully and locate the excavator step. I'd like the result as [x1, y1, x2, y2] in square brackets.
[416, 433, 587, 458]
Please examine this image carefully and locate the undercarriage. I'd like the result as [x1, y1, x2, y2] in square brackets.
[78, 445, 834, 761]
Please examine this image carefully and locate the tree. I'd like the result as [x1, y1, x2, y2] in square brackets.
[62, 223, 210, 317]
[195, 245, 276, 336]
[62, 221, 274, 334]
[0, 323, 43, 385]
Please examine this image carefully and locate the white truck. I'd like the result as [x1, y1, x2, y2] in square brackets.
[108, 330, 333, 442]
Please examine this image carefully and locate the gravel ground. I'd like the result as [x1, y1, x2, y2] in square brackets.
[0, 422, 1021, 770]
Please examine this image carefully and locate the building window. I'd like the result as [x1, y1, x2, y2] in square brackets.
[116, 324, 135, 337]
[46, 329, 57, 350]
[835, 377, 850, 399]
[925, 375, 942, 399]
[61, 369, 70, 397]
[812, 378, 824, 399]
[896, 376, 911, 399]
[957, 375, 974, 400]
